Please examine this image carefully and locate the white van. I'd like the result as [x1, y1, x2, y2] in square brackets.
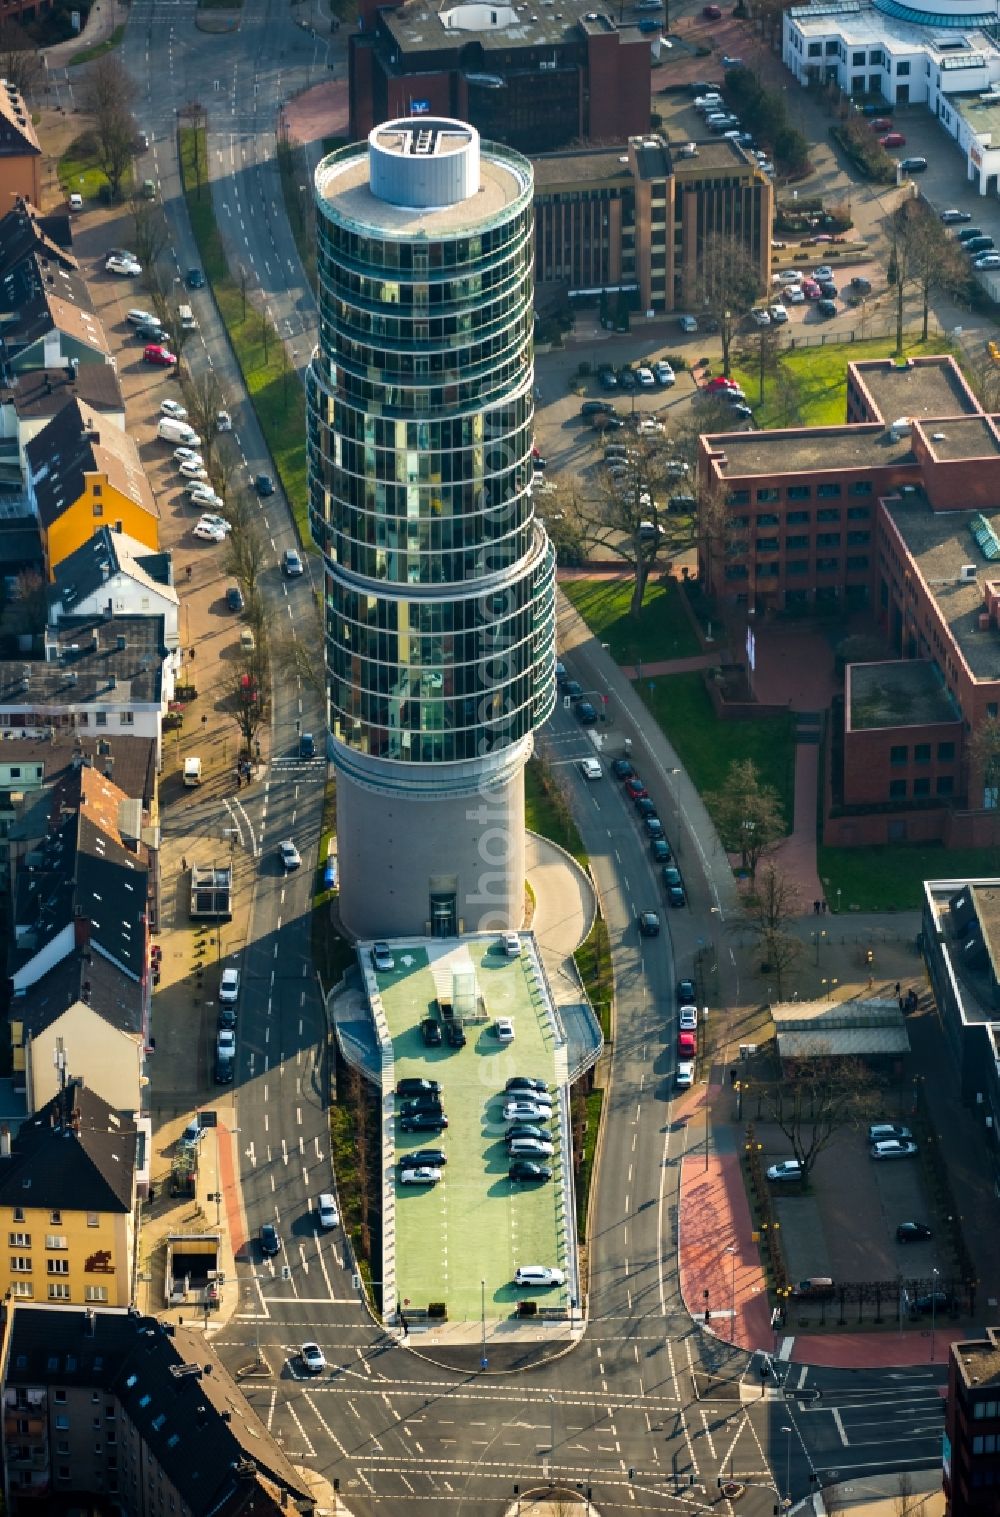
[514, 1265, 565, 1287]
[178, 304, 197, 330]
[157, 417, 201, 447]
[183, 756, 202, 787]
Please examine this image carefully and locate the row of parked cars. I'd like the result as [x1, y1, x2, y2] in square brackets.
[767, 1122, 919, 1184]
[947, 221, 1000, 272]
[692, 92, 774, 176]
[597, 360, 675, 393]
[392, 1076, 557, 1185]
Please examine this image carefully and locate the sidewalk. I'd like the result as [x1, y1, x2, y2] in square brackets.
[44, 0, 128, 67]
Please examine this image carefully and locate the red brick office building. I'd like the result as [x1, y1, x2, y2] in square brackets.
[698, 356, 1000, 848]
[945, 1329, 1000, 1516]
[349, 0, 652, 151]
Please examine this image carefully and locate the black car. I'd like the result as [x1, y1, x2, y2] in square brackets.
[617, 368, 638, 391]
[580, 399, 614, 417]
[850, 276, 872, 294]
[896, 1222, 933, 1243]
[562, 680, 583, 701]
[400, 1111, 448, 1132]
[400, 1097, 443, 1116]
[445, 1020, 466, 1047]
[400, 1148, 447, 1168]
[816, 299, 837, 319]
[900, 156, 927, 173]
[506, 1076, 548, 1094]
[504, 1123, 548, 1144]
[135, 322, 167, 341]
[651, 838, 673, 863]
[909, 1290, 952, 1316]
[611, 757, 634, 780]
[644, 817, 664, 838]
[186, 267, 206, 288]
[255, 474, 275, 497]
[677, 978, 696, 1004]
[577, 701, 598, 725]
[555, 661, 567, 687]
[818, 281, 838, 298]
[259, 1223, 281, 1257]
[638, 910, 660, 937]
[218, 1005, 237, 1030]
[226, 585, 245, 613]
[598, 367, 618, 391]
[509, 1160, 552, 1183]
[635, 797, 657, 818]
[420, 1018, 442, 1046]
[396, 1078, 441, 1099]
[667, 884, 686, 908]
[663, 866, 683, 890]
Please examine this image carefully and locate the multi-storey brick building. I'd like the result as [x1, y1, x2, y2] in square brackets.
[945, 1327, 1000, 1516]
[532, 133, 772, 312]
[349, 0, 652, 152]
[698, 355, 1000, 847]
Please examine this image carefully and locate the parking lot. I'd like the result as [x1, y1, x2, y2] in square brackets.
[373, 936, 575, 1322]
[759, 1118, 952, 1325]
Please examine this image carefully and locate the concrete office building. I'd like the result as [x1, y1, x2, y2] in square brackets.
[307, 118, 556, 939]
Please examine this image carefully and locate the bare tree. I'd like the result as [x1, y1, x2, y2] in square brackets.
[734, 319, 784, 405]
[695, 476, 740, 597]
[0, 19, 43, 100]
[273, 616, 327, 703]
[759, 1057, 877, 1181]
[228, 657, 270, 751]
[224, 517, 268, 597]
[891, 199, 969, 343]
[80, 55, 137, 202]
[182, 370, 226, 468]
[130, 197, 169, 278]
[706, 757, 785, 880]
[694, 234, 763, 376]
[747, 863, 802, 1000]
[968, 715, 1000, 809]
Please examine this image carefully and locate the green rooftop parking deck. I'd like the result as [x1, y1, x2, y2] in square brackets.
[368, 934, 578, 1329]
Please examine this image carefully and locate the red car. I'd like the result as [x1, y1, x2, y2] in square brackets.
[144, 344, 177, 366]
[801, 279, 821, 300]
[869, 117, 893, 132]
[705, 376, 739, 392]
[880, 132, 905, 148]
[625, 776, 648, 800]
[677, 1030, 697, 1058]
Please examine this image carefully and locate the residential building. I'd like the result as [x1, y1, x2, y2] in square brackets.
[945, 1326, 1000, 1514]
[0, 1305, 315, 1514]
[0, 199, 76, 279]
[532, 133, 772, 312]
[307, 118, 555, 937]
[0, 254, 109, 378]
[349, 0, 653, 151]
[0, 364, 125, 487]
[25, 399, 159, 579]
[698, 354, 1000, 847]
[0, 1079, 138, 1309]
[0, 82, 41, 208]
[0, 614, 174, 761]
[49, 529, 179, 648]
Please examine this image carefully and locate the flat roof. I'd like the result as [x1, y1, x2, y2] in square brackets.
[848, 659, 960, 731]
[955, 1331, 1000, 1390]
[853, 357, 978, 427]
[772, 997, 911, 1057]
[370, 934, 574, 1323]
[317, 145, 529, 236]
[955, 93, 1000, 145]
[381, 0, 650, 53]
[531, 146, 633, 190]
[923, 414, 1000, 461]
[885, 493, 1000, 681]
[788, 5, 998, 57]
[926, 880, 1000, 1027]
[707, 424, 913, 477]
[668, 136, 754, 173]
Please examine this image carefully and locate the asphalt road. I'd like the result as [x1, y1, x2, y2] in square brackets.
[99, 1, 950, 1507]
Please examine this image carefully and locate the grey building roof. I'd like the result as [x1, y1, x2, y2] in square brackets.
[0, 253, 92, 325]
[51, 528, 176, 617]
[2, 362, 123, 422]
[0, 199, 77, 278]
[25, 397, 156, 529]
[12, 947, 145, 1044]
[3, 1307, 314, 1515]
[0, 730, 157, 813]
[0, 1078, 136, 1213]
[0, 613, 167, 710]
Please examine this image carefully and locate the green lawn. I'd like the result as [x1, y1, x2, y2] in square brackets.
[69, 23, 126, 64]
[819, 844, 1000, 914]
[179, 126, 309, 544]
[730, 337, 958, 432]
[575, 1089, 603, 1242]
[573, 914, 612, 1043]
[561, 576, 700, 665]
[57, 133, 119, 203]
[524, 756, 588, 867]
[641, 672, 796, 833]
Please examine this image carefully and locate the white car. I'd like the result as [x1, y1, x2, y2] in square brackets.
[197, 513, 231, 535]
[769, 303, 788, 323]
[161, 399, 189, 420]
[767, 1160, 803, 1182]
[636, 367, 655, 388]
[217, 1028, 236, 1055]
[751, 308, 771, 326]
[653, 361, 675, 386]
[216, 410, 233, 431]
[188, 487, 223, 508]
[128, 307, 158, 327]
[503, 1100, 550, 1123]
[300, 1342, 326, 1374]
[779, 269, 803, 285]
[868, 1123, 911, 1143]
[399, 1166, 442, 1185]
[193, 521, 226, 543]
[514, 1265, 565, 1287]
[69, 192, 83, 211]
[812, 265, 834, 281]
[317, 1192, 339, 1229]
[871, 1139, 918, 1160]
[179, 460, 208, 480]
[975, 253, 1000, 270]
[784, 285, 805, 305]
[637, 418, 665, 436]
[280, 840, 301, 871]
[371, 941, 394, 972]
[174, 447, 203, 466]
[678, 1006, 698, 1031]
[495, 1017, 515, 1043]
[219, 968, 240, 1004]
[106, 255, 141, 277]
[579, 757, 602, 781]
[675, 1061, 694, 1089]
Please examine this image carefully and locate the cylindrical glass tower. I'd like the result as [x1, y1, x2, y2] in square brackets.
[307, 118, 555, 939]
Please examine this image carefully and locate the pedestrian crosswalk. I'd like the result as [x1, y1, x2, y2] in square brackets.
[270, 757, 326, 777]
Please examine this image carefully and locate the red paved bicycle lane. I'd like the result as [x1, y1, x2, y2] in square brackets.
[676, 1083, 953, 1369]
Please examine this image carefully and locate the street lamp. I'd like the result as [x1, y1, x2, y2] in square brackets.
[480, 1278, 488, 1371]
[812, 929, 826, 965]
[781, 1424, 793, 1507]
[931, 1266, 940, 1362]
[726, 1243, 738, 1336]
[207, 1190, 222, 1226]
[668, 766, 682, 854]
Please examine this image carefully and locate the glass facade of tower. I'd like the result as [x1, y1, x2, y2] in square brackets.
[307, 126, 555, 771]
